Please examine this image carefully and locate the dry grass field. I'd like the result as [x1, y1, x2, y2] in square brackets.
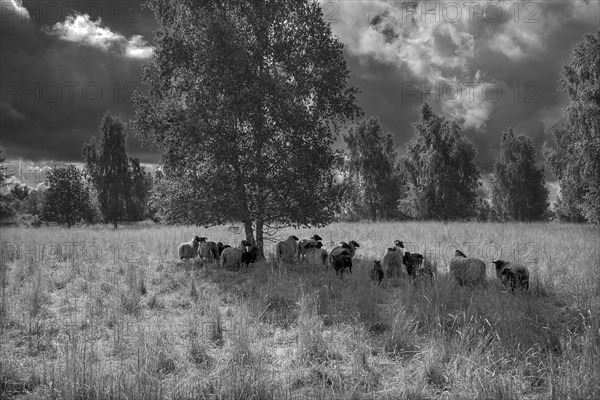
[1, 222, 599, 399]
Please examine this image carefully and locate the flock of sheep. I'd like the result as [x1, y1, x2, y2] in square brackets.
[178, 235, 530, 291]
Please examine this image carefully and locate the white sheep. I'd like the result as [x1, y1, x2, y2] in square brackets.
[449, 250, 486, 286]
[178, 236, 202, 260]
[275, 235, 299, 263]
[492, 260, 530, 291]
[305, 242, 329, 268]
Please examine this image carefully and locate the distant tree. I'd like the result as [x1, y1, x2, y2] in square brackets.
[41, 165, 89, 227]
[134, 0, 361, 256]
[22, 189, 44, 216]
[126, 158, 153, 221]
[400, 103, 480, 220]
[0, 147, 6, 184]
[491, 128, 549, 221]
[474, 197, 491, 221]
[83, 112, 132, 228]
[547, 30, 600, 223]
[342, 117, 400, 221]
[0, 147, 17, 223]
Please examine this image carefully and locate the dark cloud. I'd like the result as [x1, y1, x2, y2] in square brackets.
[0, 0, 158, 162]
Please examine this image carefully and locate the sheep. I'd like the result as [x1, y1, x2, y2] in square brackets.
[383, 247, 404, 278]
[306, 242, 329, 268]
[330, 240, 360, 259]
[217, 242, 230, 257]
[370, 260, 384, 285]
[492, 260, 529, 291]
[275, 235, 299, 263]
[178, 236, 202, 260]
[297, 235, 323, 261]
[220, 240, 251, 269]
[449, 250, 486, 286]
[198, 237, 219, 260]
[402, 252, 425, 279]
[331, 250, 352, 278]
[241, 245, 259, 268]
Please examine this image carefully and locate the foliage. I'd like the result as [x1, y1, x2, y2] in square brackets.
[126, 158, 153, 221]
[0, 147, 17, 223]
[491, 128, 549, 221]
[41, 165, 89, 227]
[547, 30, 600, 223]
[83, 112, 150, 227]
[342, 117, 401, 221]
[399, 103, 480, 220]
[10, 181, 30, 201]
[83, 111, 130, 227]
[21, 189, 44, 216]
[134, 0, 361, 253]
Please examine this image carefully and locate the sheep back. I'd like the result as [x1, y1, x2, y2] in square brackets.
[276, 239, 297, 262]
[178, 238, 200, 260]
[383, 249, 404, 277]
[494, 260, 529, 291]
[220, 247, 242, 269]
[306, 248, 328, 267]
[198, 241, 218, 260]
[449, 257, 486, 286]
[330, 240, 359, 259]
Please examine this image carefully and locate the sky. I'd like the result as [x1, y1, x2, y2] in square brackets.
[0, 0, 598, 187]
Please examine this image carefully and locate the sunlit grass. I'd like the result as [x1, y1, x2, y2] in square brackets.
[0, 222, 598, 399]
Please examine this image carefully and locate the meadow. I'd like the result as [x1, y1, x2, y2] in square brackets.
[1, 221, 599, 399]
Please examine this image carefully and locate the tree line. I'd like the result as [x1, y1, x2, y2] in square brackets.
[0, 1, 597, 247]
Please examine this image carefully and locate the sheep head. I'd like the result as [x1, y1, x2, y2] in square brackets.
[350, 240, 360, 248]
[311, 234, 323, 241]
[394, 240, 404, 248]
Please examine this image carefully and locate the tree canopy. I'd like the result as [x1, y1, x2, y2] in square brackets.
[41, 165, 89, 227]
[491, 128, 549, 221]
[134, 0, 361, 253]
[342, 117, 400, 221]
[399, 103, 480, 220]
[548, 30, 600, 223]
[83, 112, 131, 228]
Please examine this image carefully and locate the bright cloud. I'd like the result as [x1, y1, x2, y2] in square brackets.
[327, 0, 596, 131]
[42, 13, 153, 58]
[0, 0, 30, 22]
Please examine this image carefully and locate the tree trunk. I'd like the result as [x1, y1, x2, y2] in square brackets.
[370, 198, 377, 222]
[255, 219, 264, 259]
[243, 220, 255, 247]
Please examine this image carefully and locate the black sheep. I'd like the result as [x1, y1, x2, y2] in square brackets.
[331, 250, 352, 278]
[370, 260, 384, 285]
